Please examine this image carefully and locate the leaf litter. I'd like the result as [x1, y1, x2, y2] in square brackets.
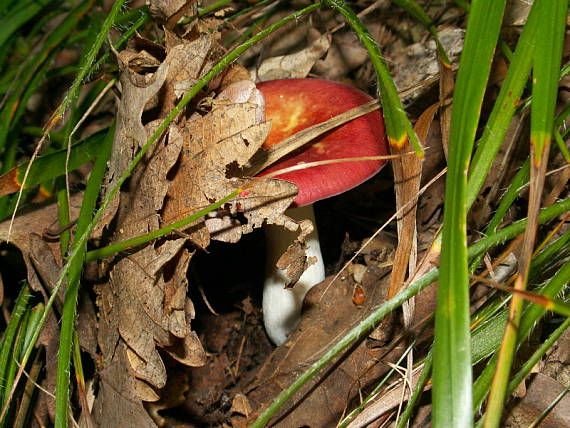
[1, 1, 568, 427]
[92, 12, 312, 426]
[0, 3, 456, 426]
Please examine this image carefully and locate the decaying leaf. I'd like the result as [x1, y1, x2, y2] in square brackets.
[92, 14, 314, 426]
[254, 30, 331, 82]
[276, 219, 316, 287]
[313, 27, 374, 80]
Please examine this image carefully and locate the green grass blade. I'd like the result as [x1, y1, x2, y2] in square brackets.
[0, 312, 29, 428]
[89, 8, 150, 82]
[54, 123, 114, 428]
[85, 188, 242, 262]
[529, 230, 570, 282]
[0, 0, 95, 156]
[467, 5, 537, 208]
[542, 298, 570, 318]
[469, 158, 531, 271]
[0, 131, 106, 197]
[0, 285, 31, 415]
[0, 48, 58, 175]
[433, 1, 506, 426]
[0, 0, 52, 48]
[20, 303, 44, 359]
[554, 103, 570, 161]
[324, 0, 423, 156]
[48, 0, 123, 128]
[529, 0, 566, 166]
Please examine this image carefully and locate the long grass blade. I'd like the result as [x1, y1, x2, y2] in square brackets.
[483, 1, 568, 426]
[0, 285, 31, 417]
[433, 1, 506, 426]
[323, 0, 423, 156]
[467, 5, 537, 208]
[0, 131, 106, 198]
[0, 0, 51, 48]
[54, 123, 114, 427]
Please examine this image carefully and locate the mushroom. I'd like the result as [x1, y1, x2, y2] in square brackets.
[256, 78, 388, 345]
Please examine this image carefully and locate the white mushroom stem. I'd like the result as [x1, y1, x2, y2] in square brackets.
[263, 205, 326, 345]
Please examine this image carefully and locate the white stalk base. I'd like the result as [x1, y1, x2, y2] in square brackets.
[262, 205, 326, 345]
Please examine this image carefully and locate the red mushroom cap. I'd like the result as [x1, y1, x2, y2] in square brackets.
[257, 78, 388, 207]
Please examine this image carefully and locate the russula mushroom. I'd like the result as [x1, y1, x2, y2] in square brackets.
[257, 78, 388, 345]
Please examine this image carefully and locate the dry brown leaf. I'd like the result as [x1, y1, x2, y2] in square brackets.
[97, 116, 192, 394]
[230, 393, 252, 417]
[254, 30, 331, 82]
[503, 373, 570, 427]
[94, 24, 315, 426]
[313, 27, 375, 80]
[148, 0, 188, 21]
[388, 27, 464, 104]
[96, 49, 169, 234]
[276, 219, 316, 288]
[92, 342, 158, 428]
[93, 33, 218, 425]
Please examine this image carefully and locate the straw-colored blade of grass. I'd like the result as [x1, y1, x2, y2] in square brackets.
[483, 1, 568, 426]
